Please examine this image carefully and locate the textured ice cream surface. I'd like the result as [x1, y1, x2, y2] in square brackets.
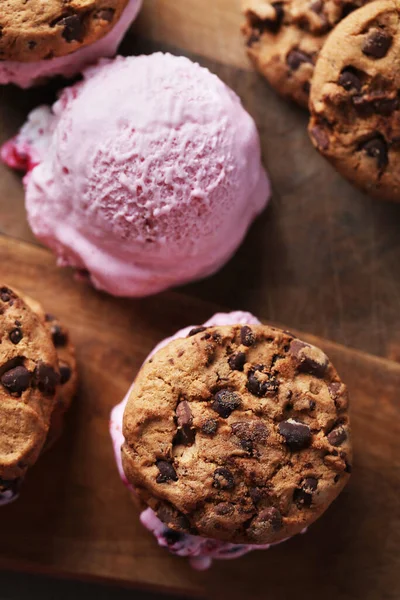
[2, 53, 270, 297]
[0, 0, 142, 88]
[110, 311, 302, 569]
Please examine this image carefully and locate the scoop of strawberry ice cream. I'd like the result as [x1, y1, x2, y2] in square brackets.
[110, 311, 304, 570]
[0, 0, 142, 88]
[2, 53, 270, 297]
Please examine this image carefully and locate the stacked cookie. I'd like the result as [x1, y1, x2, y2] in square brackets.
[0, 286, 76, 505]
[242, 0, 400, 201]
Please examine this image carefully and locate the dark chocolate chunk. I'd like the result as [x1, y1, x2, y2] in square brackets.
[212, 389, 242, 418]
[59, 363, 72, 385]
[9, 328, 23, 345]
[59, 14, 84, 43]
[33, 362, 59, 396]
[247, 371, 279, 397]
[156, 460, 178, 483]
[290, 339, 328, 377]
[259, 507, 283, 532]
[1, 366, 31, 395]
[94, 8, 115, 21]
[362, 29, 392, 59]
[240, 326, 256, 346]
[286, 48, 312, 70]
[294, 477, 318, 508]
[231, 420, 268, 453]
[176, 401, 192, 427]
[247, 3, 284, 35]
[201, 419, 218, 435]
[51, 324, 68, 348]
[310, 125, 330, 151]
[187, 326, 207, 337]
[162, 528, 184, 545]
[228, 351, 246, 371]
[0, 287, 12, 302]
[213, 467, 235, 490]
[339, 67, 362, 92]
[327, 426, 347, 447]
[278, 420, 311, 451]
[359, 135, 388, 170]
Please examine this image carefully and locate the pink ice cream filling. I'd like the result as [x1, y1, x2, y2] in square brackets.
[0, 0, 142, 88]
[109, 311, 304, 570]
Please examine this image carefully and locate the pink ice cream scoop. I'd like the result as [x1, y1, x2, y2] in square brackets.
[2, 53, 270, 297]
[0, 0, 142, 88]
[110, 311, 303, 570]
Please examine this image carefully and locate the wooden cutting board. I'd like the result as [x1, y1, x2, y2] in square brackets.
[1, 1, 400, 598]
[0, 235, 399, 600]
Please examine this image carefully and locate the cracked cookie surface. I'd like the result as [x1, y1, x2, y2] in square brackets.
[122, 323, 351, 545]
[0, 286, 60, 485]
[242, 0, 369, 107]
[0, 0, 129, 63]
[309, 0, 400, 201]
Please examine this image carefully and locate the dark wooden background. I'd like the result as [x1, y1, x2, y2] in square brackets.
[0, 0, 400, 598]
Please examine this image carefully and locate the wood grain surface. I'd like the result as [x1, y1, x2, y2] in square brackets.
[0, 235, 399, 600]
[0, 0, 400, 597]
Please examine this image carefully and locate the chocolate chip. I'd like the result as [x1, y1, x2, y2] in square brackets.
[175, 401, 195, 446]
[28, 40, 37, 50]
[157, 503, 191, 531]
[327, 426, 347, 447]
[359, 135, 388, 170]
[247, 32, 260, 46]
[247, 370, 279, 397]
[56, 15, 84, 43]
[163, 529, 184, 545]
[231, 420, 268, 453]
[228, 352, 246, 371]
[1, 366, 31, 395]
[213, 467, 235, 490]
[240, 326, 256, 346]
[176, 401, 192, 427]
[293, 477, 318, 508]
[362, 29, 392, 59]
[188, 326, 207, 337]
[156, 460, 178, 483]
[59, 363, 72, 385]
[9, 328, 22, 345]
[215, 502, 235, 516]
[290, 340, 328, 377]
[51, 325, 68, 348]
[373, 97, 399, 116]
[247, 3, 284, 35]
[94, 8, 115, 21]
[33, 362, 59, 396]
[45, 313, 55, 322]
[310, 125, 329, 151]
[201, 419, 218, 435]
[286, 49, 312, 71]
[212, 390, 242, 418]
[341, 2, 357, 18]
[278, 420, 311, 451]
[259, 507, 283, 531]
[0, 287, 12, 302]
[339, 67, 362, 92]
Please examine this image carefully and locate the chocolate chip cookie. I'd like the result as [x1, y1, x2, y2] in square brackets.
[0, 286, 60, 489]
[242, 0, 369, 107]
[122, 324, 351, 545]
[20, 293, 78, 448]
[0, 0, 130, 63]
[309, 0, 400, 201]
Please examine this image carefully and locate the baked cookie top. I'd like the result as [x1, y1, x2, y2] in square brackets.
[242, 0, 369, 107]
[0, 286, 60, 481]
[309, 0, 400, 201]
[122, 323, 351, 545]
[0, 0, 130, 63]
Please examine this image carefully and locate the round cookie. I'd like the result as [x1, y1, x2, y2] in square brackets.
[122, 323, 351, 545]
[309, 0, 400, 201]
[242, 0, 369, 107]
[0, 286, 60, 486]
[19, 293, 78, 448]
[0, 0, 130, 63]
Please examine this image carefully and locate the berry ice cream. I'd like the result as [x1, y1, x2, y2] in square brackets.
[2, 53, 270, 297]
